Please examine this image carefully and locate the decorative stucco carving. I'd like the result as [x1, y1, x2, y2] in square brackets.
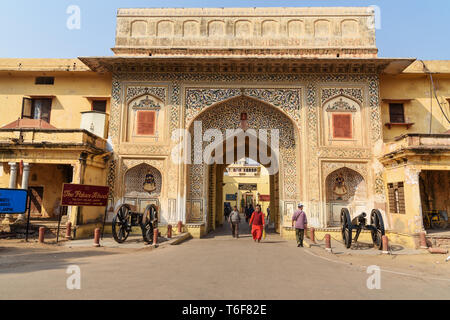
[185, 87, 302, 127]
[325, 98, 357, 112]
[126, 86, 167, 104]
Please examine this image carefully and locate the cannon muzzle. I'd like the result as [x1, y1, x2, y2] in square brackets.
[351, 212, 367, 227]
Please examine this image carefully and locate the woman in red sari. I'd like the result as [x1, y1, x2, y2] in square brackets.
[249, 205, 265, 243]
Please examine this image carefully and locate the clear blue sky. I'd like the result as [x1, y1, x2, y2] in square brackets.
[0, 0, 449, 60]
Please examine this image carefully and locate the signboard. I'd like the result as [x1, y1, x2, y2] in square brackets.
[259, 195, 270, 202]
[0, 188, 28, 214]
[226, 194, 237, 201]
[61, 184, 109, 207]
[238, 183, 257, 191]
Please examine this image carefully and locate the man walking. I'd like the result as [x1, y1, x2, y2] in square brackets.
[292, 203, 307, 247]
[229, 206, 241, 238]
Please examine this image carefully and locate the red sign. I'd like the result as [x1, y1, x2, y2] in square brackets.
[61, 184, 109, 207]
[259, 195, 270, 202]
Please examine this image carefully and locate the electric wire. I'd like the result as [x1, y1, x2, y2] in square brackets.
[420, 60, 450, 124]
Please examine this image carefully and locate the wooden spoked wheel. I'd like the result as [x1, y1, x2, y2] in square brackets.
[112, 204, 132, 243]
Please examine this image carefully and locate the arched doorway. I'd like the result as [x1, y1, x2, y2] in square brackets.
[325, 167, 367, 226]
[123, 163, 162, 212]
[213, 158, 276, 232]
[184, 95, 299, 235]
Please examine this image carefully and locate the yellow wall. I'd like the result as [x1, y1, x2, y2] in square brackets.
[0, 59, 111, 231]
[380, 60, 450, 141]
[0, 59, 112, 130]
[222, 171, 271, 214]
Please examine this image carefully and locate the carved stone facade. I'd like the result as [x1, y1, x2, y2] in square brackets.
[105, 70, 383, 230]
[89, 7, 391, 235]
[114, 7, 377, 58]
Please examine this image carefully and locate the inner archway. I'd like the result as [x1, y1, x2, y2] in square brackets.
[185, 95, 299, 235]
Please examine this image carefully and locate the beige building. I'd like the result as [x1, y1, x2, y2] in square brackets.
[223, 159, 271, 214]
[0, 7, 449, 246]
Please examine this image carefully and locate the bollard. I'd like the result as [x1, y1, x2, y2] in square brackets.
[309, 227, 315, 243]
[325, 234, 332, 252]
[167, 225, 173, 239]
[153, 228, 159, 246]
[93, 228, 101, 247]
[65, 222, 72, 240]
[382, 235, 389, 254]
[177, 221, 183, 233]
[428, 247, 448, 254]
[38, 227, 45, 243]
[419, 232, 428, 249]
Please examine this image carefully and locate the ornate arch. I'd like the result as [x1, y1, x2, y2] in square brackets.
[184, 87, 302, 128]
[322, 162, 368, 183]
[186, 95, 300, 207]
[126, 86, 167, 104]
[123, 162, 162, 198]
[325, 166, 367, 202]
[321, 88, 363, 105]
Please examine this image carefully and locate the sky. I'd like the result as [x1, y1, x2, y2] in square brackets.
[0, 0, 449, 60]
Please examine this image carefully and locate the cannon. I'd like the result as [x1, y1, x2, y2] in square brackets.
[112, 204, 158, 244]
[340, 208, 385, 250]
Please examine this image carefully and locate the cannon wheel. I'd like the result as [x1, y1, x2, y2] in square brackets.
[370, 209, 385, 250]
[340, 208, 352, 249]
[112, 204, 132, 243]
[431, 212, 448, 230]
[141, 204, 158, 244]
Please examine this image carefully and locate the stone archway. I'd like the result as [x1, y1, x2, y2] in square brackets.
[184, 95, 300, 234]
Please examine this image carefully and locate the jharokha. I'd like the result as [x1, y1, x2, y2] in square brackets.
[0, 7, 449, 247]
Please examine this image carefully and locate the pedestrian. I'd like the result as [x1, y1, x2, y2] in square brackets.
[244, 204, 250, 223]
[246, 203, 254, 223]
[224, 203, 231, 221]
[229, 206, 241, 238]
[292, 203, 308, 247]
[249, 204, 265, 243]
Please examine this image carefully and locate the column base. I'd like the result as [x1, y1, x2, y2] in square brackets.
[14, 214, 26, 224]
[2, 215, 16, 225]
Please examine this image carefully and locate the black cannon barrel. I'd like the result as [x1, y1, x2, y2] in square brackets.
[351, 212, 367, 227]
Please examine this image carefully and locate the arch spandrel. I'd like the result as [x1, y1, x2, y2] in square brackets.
[184, 87, 302, 128]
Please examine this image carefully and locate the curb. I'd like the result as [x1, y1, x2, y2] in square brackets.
[170, 233, 192, 245]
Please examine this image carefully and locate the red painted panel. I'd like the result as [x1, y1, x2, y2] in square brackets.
[137, 110, 156, 135]
[332, 114, 352, 139]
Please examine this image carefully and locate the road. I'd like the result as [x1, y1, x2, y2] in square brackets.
[0, 219, 449, 300]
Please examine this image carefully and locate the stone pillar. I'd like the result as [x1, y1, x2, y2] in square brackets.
[2, 162, 18, 225]
[15, 163, 31, 223]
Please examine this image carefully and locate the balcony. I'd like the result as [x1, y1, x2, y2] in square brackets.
[0, 127, 107, 153]
[381, 133, 450, 162]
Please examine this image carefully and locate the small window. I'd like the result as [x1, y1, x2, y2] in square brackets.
[35, 77, 54, 85]
[388, 182, 405, 214]
[389, 103, 405, 123]
[21, 97, 52, 123]
[92, 100, 107, 112]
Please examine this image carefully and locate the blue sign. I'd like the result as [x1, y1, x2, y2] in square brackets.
[226, 194, 237, 201]
[0, 189, 28, 214]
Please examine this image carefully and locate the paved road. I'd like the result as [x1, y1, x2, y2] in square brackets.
[0, 219, 449, 300]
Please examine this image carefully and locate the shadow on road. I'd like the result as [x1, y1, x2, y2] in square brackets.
[0, 245, 120, 275]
